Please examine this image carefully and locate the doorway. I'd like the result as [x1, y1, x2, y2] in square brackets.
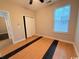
[23, 16, 35, 38]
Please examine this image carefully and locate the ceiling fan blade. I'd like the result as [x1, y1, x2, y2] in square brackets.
[40, 0, 44, 3]
[29, 0, 33, 4]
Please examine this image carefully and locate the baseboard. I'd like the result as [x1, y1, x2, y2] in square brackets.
[36, 34, 79, 56]
[36, 34, 74, 44]
[73, 43, 79, 56]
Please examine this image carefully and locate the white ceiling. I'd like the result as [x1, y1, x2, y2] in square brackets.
[9, 0, 57, 11]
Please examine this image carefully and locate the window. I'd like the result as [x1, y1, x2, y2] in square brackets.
[54, 5, 71, 32]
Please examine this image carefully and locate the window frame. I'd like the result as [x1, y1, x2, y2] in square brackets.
[53, 4, 71, 33]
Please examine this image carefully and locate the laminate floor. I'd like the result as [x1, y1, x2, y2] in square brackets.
[0, 36, 77, 59]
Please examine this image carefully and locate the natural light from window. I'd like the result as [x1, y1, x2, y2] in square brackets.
[54, 5, 71, 32]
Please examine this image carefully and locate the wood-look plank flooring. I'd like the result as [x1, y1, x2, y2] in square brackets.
[0, 35, 39, 56]
[0, 39, 12, 50]
[0, 36, 77, 59]
[53, 41, 77, 59]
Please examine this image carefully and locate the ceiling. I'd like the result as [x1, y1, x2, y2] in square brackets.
[9, 0, 57, 11]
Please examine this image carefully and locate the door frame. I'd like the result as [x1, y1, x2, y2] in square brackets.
[24, 16, 36, 38]
[23, 16, 27, 38]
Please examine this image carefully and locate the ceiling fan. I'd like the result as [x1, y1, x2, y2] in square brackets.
[29, 0, 44, 4]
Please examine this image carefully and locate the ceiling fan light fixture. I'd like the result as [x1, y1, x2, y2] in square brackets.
[29, 0, 33, 5]
[40, 0, 44, 3]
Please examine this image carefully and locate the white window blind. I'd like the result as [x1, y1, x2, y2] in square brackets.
[54, 5, 71, 32]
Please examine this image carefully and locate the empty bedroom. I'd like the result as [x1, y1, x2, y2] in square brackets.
[0, 0, 79, 59]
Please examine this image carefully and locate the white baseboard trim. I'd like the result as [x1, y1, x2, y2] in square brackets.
[36, 34, 79, 56]
[73, 43, 79, 56]
[36, 34, 74, 44]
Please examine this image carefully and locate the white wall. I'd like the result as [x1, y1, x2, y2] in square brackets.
[35, 0, 78, 42]
[75, 7, 79, 56]
[0, 0, 35, 43]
